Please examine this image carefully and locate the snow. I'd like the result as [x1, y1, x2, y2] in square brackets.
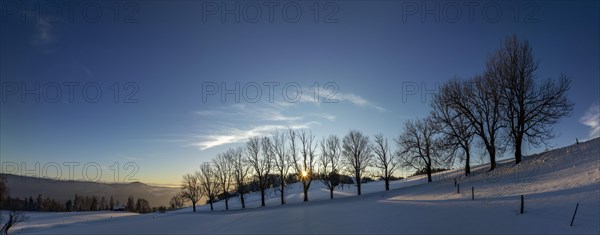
[5, 211, 138, 233]
[10, 138, 600, 234]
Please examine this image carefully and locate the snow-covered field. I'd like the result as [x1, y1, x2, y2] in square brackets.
[11, 138, 600, 234]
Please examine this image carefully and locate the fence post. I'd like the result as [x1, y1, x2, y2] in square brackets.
[520, 195, 524, 214]
[570, 203, 579, 226]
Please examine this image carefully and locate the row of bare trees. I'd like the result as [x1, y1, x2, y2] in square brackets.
[398, 35, 573, 181]
[180, 128, 406, 211]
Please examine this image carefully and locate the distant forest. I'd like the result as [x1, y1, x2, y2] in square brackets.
[0, 178, 164, 214]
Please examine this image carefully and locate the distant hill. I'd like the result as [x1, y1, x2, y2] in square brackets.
[0, 174, 179, 208]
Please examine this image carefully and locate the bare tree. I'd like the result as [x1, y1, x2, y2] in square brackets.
[198, 162, 219, 211]
[371, 134, 399, 191]
[341, 130, 372, 195]
[292, 129, 317, 202]
[213, 152, 233, 210]
[180, 173, 203, 212]
[319, 135, 341, 199]
[246, 137, 273, 206]
[396, 117, 441, 182]
[0, 210, 27, 235]
[487, 35, 574, 164]
[169, 193, 185, 209]
[229, 146, 250, 209]
[272, 130, 291, 205]
[431, 85, 475, 176]
[0, 177, 24, 235]
[444, 75, 505, 171]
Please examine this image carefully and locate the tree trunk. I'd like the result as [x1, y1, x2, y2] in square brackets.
[192, 202, 196, 212]
[426, 165, 432, 182]
[240, 191, 245, 209]
[280, 178, 285, 205]
[356, 171, 362, 195]
[225, 198, 229, 210]
[303, 181, 308, 202]
[488, 147, 496, 171]
[465, 150, 471, 176]
[329, 188, 334, 199]
[385, 179, 390, 191]
[514, 136, 523, 164]
[209, 202, 213, 211]
[260, 188, 265, 207]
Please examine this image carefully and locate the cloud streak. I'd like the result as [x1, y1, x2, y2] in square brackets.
[195, 104, 302, 122]
[580, 103, 600, 139]
[28, 14, 57, 48]
[291, 89, 386, 112]
[191, 122, 319, 150]
[32, 19, 54, 46]
[21, 10, 58, 53]
[188, 89, 383, 150]
[333, 92, 386, 111]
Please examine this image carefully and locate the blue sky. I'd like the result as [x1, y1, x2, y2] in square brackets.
[1, 0, 598, 186]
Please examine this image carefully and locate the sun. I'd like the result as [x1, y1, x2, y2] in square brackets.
[301, 171, 308, 178]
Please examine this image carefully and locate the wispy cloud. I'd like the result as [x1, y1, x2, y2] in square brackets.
[310, 113, 336, 121]
[580, 103, 600, 139]
[191, 122, 319, 150]
[76, 63, 94, 78]
[195, 104, 302, 122]
[31, 17, 56, 48]
[21, 10, 58, 53]
[274, 90, 386, 112]
[187, 88, 383, 150]
[329, 91, 386, 111]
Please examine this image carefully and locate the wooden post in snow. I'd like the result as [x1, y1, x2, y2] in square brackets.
[520, 195, 524, 214]
[570, 203, 579, 226]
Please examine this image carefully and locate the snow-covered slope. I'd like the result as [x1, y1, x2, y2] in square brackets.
[12, 138, 600, 234]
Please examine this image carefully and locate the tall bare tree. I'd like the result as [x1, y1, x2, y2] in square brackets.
[341, 130, 372, 195]
[198, 162, 219, 211]
[292, 129, 317, 202]
[319, 135, 341, 199]
[180, 173, 203, 212]
[213, 152, 233, 210]
[487, 35, 574, 164]
[431, 84, 475, 176]
[246, 136, 271, 207]
[0, 210, 26, 235]
[444, 75, 505, 171]
[396, 117, 441, 182]
[229, 146, 250, 209]
[372, 134, 399, 191]
[272, 130, 291, 205]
